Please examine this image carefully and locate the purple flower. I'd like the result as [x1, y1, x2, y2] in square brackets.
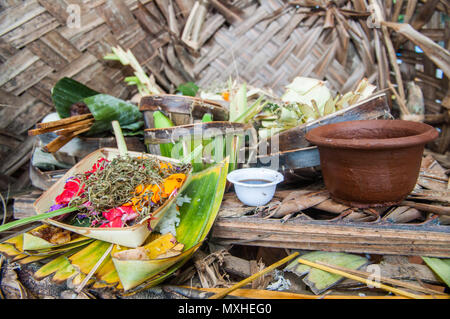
[77, 214, 87, 219]
[48, 203, 67, 212]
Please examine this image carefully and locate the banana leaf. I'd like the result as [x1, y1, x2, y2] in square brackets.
[422, 257, 450, 288]
[6, 158, 229, 292]
[83, 94, 143, 136]
[22, 224, 92, 251]
[112, 158, 229, 291]
[51, 78, 144, 135]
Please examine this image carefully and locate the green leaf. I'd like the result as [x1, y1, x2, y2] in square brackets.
[422, 257, 450, 288]
[285, 251, 368, 295]
[52, 77, 99, 118]
[177, 82, 199, 97]
[153, 111, 174, 158]
[82, 94, 143, 135]
[0, 206, 79, 233]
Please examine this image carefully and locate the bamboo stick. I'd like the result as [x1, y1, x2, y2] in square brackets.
[209, 252, 299, 299]
[75, 244, 113, 294]
[296, 258, 423, 299]
[316, 261, 448, 296]
[187, 286, 450, 299]
[36, 114, 93, 129]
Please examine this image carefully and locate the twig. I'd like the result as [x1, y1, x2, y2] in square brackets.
[209, 252, 299, 299]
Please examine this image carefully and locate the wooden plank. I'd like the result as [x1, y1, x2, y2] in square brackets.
[0, 136, 35, 175]
[211, 217, 450, 258]
[57, 9, 105, 41]
[71, 23, 110, 51]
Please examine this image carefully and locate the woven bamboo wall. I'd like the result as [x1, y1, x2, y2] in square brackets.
[0, 0, 449, 189]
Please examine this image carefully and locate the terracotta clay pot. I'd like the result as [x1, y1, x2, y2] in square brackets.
[305, 120, 438, 207]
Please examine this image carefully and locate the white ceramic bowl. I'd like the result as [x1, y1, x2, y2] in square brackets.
[227, 168, 284, 206]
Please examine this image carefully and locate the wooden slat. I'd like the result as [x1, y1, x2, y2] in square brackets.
[2, 60, 53, 95]
[40, 30, 82, 62]
[0, 49, 39, 86]
[0, 0, 46, 37]
[28, 39, 68, 69]
[1, 12, 60, 49]
[211, 217, 450, 258]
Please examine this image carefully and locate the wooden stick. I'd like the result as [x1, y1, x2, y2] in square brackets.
[28, 118, 95, 136]
[296, 258, 422, 299]
[316, 261, 448, 296]
[75, 244, 113, 294]
[209, 252, 299, 299]
[43, 127, 90, 153]
[36, 114, 93, 129]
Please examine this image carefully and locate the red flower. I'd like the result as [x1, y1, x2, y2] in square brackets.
[65, 178, 84, 193]
[100, 206, 138, 228]
[55, 178, 85, 204]
[100, 217, 123, 228]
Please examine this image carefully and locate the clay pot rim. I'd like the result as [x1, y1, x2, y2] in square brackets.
[305, 119, 438, 150]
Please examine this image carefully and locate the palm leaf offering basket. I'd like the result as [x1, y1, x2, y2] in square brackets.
[33, 147, 192, 248]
